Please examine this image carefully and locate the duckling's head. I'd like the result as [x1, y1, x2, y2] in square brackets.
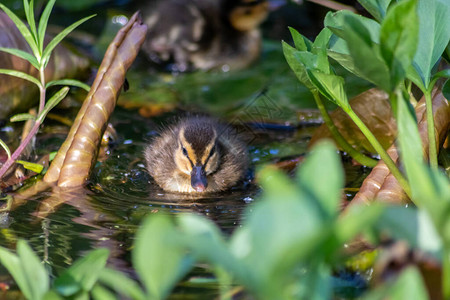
[227, 0, 269, 32]
[174, 120, 220, 192]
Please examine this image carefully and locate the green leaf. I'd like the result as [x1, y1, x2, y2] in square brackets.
[297, 140, 343, 218]
[98, 268, 145, 300]
[54, 248, 109, 296]
[363, 267, 429, 300]
[0, 246, 32, 299]
[0, 47, 39, 69]
[0, 68, 41, 86]
[16, 160, 44, 173]
[0, 139, 11, 159]
[0, 3, 39, 58]
[410, 0, 450, 89]
[46, 79, 90, 92]
[91, 284, 117, 300]
[288, 27, 312, 51]
[357, 0, 392, 22]
[17, 240, 49, 300]
[282, 41, 315, 90]
[133, 215, 194, 300]
[10, 113, 35, 122]
[37, 86, 70, 123]
[306, 70, 349, 108]
[379, 0, 419, 90]
[23, 0, 37, 43]
[37, 0, 56, 53]
[443, 79, 450, 100]
[42, 14, 95, 68]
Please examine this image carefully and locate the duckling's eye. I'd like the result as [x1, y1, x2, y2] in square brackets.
[182, 147, 188, 156]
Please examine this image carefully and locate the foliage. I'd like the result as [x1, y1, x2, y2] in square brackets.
[0, 0, 93, 179]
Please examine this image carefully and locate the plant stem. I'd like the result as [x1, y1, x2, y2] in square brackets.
[344, 108, 412, 198]
[312, 91, 377, 167]
[0, 119, 41, 178]
[39, 67, 46, 113]
[424, 89, 438, 169]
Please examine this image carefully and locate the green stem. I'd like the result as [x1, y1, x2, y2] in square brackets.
[424, 89, 438, 169]
[312, 91, 377, 167]
[444, 244, 450, 299]
[344, 108, 412, 198]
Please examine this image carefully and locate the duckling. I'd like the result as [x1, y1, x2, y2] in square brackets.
[144, 117, 249, 193]
[142, 0, 269, 72]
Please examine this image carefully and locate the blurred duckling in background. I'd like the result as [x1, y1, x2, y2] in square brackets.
[142, 0, 269, 72]
[145, 117, 248, 193]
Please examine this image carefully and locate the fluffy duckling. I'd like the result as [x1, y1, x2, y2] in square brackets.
[142, 0, 269, 72]
[144, 117, 248, 193]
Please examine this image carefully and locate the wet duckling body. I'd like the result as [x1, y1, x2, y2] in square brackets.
[142, 0, 269, 72]
[144, 117, 248, 193]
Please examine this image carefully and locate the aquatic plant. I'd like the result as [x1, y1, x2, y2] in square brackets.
[0, 0, 94, 178]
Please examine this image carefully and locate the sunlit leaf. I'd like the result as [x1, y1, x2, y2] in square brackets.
[98, 268, 146, 300]
[37, 86, 70, 123]
[0, 47, 39, 69]
[46, 79, 90, 91]
[0, 3, 39, 57]
[0, 68, 41, 86]
[410, 0, 450, 90]
[379, 0, 418, 89]
[17, 240, 49, 300]
[0, 246, 32, 299]
[282, 41, 315, 90]
[54, 248, 109, 296]
[306, 70, 349, 108]
[0, 139, 11, 159]
[38, 0, 56, 52]
[23, 0, 37, 43]
[357, 0, 392, 22]
[16, 160, 44, 173]
[288, 26, 312, 51]
[133, 215, 194, 299]
[297, 140, 343, 218]
[42, 14, 95, 68]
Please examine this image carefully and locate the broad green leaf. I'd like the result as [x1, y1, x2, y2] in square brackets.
[98, 268, 145, 300]
[306, 70, 348, 108]
[46, 79, 90, 92]
[91, 284, 117, 300]
[54, 248, 109, 296]
[0, 47, 39, 69]
[443, 78, 450, 100]
[0, 139, 11, 159]
[375, 207, 442, 259]
[0, 3, 39, 58]
[410, 0, 450, 89]
[37, 87, 70, 123]
[17, 240, 49, 300]
[288, 27, 312, 51]
[0, 68, 41, 86]
[23, 0, 37, 43]
[42, 14, 95, 68]
[43, 290, 64, 300]
[380, 0, 418, 90]
[10, 113, 35, 122]
[282, 41, 315, 90]
[363, 267, 429, 300]
[0, 246, 32, 299]
[38, 0, 56, 52]
[357, 0, 392, 22]
[297, 141, 343, 218]
[16, 160, 44, 173]
[133, 215, 194, 300]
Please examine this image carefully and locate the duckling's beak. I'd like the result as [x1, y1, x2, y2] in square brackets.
[191, 166, 208, 192]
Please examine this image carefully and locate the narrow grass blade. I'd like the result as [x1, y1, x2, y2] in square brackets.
[0, 247, 32, 300]
[0, 69, 41, 86]
[16, 160, 44, 173]
[23, 0, 37, 42]
[0, 139, 11, 159]
[46, 79, 90, 92]
[37, 87, 70, 123]
[37, 0, 56, 53]
[0, 47, 39, 69]
[42, 14, 95, 68]
[0, 3, 39, 58]
[10, 113, 36, 122]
